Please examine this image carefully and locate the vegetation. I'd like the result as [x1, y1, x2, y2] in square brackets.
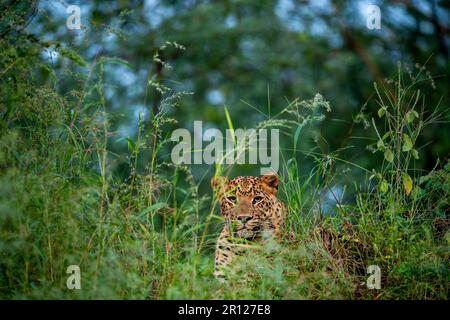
[0, 1, 448, 299]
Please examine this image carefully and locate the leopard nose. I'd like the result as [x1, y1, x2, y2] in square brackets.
[237, 215, 252, 224]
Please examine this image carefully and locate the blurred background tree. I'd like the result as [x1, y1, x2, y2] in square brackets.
[2, 0, 449, 189]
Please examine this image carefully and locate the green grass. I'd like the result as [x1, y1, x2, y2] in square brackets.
[0, 35, 448, 300]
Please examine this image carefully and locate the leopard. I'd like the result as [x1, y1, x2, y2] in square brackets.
[211, 173, 286, 281]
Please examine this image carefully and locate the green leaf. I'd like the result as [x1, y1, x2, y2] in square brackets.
[402, 134, 413, 152]
[384, 149, 394, 162]
[127, 136, 135, 152]
[287, 158, 298, 180]
[378, 107, 386, 118]
[377, 140, 384, 150]
[136, 203, 168, 219]
[293, 124, 304, 154]
[58, 47, 88, 67]
[100, 56, 132, 68]
[380, 180, 389, 193]
[411, 149, 419, 159]
[405, 110, 419, 123]
[402, 172, 413, 195]
[224, 105, 235, 145]
[382, 131, 392, 140]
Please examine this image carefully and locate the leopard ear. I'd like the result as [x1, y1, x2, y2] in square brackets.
[211, 176, 229, 194]
[260, 173, 279, 195]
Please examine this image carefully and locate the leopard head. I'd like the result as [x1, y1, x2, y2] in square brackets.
[211, 174, 281, 240]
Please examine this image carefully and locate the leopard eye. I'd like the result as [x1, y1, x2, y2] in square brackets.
[227, 196, 237, 204]
[253, 196, 263, 205]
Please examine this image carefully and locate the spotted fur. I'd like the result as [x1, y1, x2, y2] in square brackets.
[211, 174, 286, 280]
